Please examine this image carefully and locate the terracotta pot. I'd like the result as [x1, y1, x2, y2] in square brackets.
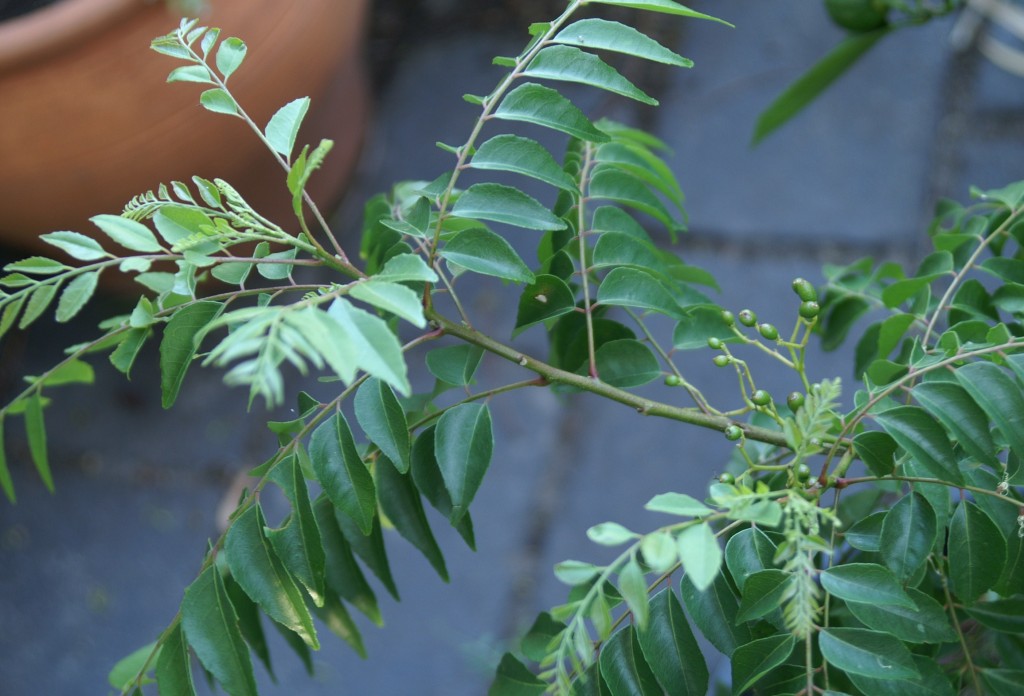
[0, 0, 369, 253]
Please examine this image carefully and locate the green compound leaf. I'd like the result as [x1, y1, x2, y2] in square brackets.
[181, 566, 258, 696]
[878, 492, 937, 583]
[215, 36, 247, 81]
[523, 45, 656, 105]
[818, 628, 919, 681]
[265, 96, 310, 160]
[224, 504, 319, 649]
[24, 392, 53, 493]
[41, 230, 108, 261]
[155, 624, 196, 696]
[435, 403, 493, 524]
[55, 270, 100, 323]
[354, 377, 411, 474]
[680, 572, 753, 657]
[600, 626, 663, 696]
[676, 522, 722, 591]
[494, 82, 609, 142]
[91, 214, 162, 253]
[753, 29, 887, 145]
[489, 653, 546, 695]
[846, 588, 957, 644]
[597, 267, 681, 318]
[377, 456, 449, 581]
[514, 274, 577, 334]
[470, 134, 576, 191]
[451, 183, 567, 231]
[637, 588, 708, 696]
[309, 412, 377, 536]
[820, 563, 915, 609]
[948, 500, 1006, 603]
[731, 634, 796, 696]
[874, 406, 962, 484]
[440, 227, 536, 284]
[592, 339, 660, 387]
[160, 301, 224, 409]
[955, 361, 1024, 465]
[553, 18, 692, 67]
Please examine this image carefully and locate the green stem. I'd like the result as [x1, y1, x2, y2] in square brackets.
[577, 143, 598, 379]
[839, 475, 1020, 505]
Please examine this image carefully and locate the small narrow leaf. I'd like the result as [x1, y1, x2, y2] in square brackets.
[334, 510, 400, 601]
[309, 412, 377, 535]
[434, 403, 493, 523]
[0, 417, 14, 503]
[265, 97, 310, 160]
[91, 214, 162, 253]
[410, 427, 475, 549]
[948, 500, 1006, 603]
[55, 270, 100, 322]
[19, 284, 58, 329]
[494, 83, 609, 142]
[160, 301, 223, 409]
[265, 457, 327, 606]
[451, 183, 567, 231]
[311, 496, 382, 623]
[731, 634, 796, 696]
[818, 628, 919, 681]
[314, 591, 367, 658]
[180, 566, 258, 696]
[24, 392, 52, 493]
[587, 0, 732, 24]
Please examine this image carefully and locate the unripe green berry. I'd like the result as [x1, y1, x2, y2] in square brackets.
[751, 389, 771, 407]
[792, 278, 817, 302]
[721, 310, 735, 326]
[786, 392, 805, 411]
[799, 301, 820, 319]
[712, 355, 731, 367]
[707, 336, 723, 350]
[795, 464, 812, 483]
[718, 472, 736, 485]
[738, 309, 757, 327]
[664, 374, 682, 386]
[724, 425, 742, 441]
[758, 323, 779, 341]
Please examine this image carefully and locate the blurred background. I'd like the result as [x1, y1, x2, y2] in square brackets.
[1, 0, 1022, 693]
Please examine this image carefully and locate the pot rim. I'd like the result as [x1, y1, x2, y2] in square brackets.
[0, 0, 143, 72]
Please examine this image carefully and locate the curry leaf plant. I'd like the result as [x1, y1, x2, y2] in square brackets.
[1, 1, 1023, 695]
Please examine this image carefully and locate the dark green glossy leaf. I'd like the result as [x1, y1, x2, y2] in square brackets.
[155, 624, 196, 696]
[160, 301, 223, 409]
[471, 134, 575, 191]
[591, 339, 660, 387]
[314, 591, 367, 658]
[636, 589, 708, 696]
[731, 634, 795, 696]
[672, 306, 736, 350]
[735, 570, 791, 624]
[451, 183, 567, 231]
[956, 361, 1024, 464]
[441, 227, 536, 284]
[852, 430, 897, 478]
[181, 566, 257, 696]
[842, 510, 885, 552]
[377, 455, 449, 581]
[589, 169, 680, 232]
[679, 572, 753, 657]
[410, 427, 475, 549]
[488, 653, 546, 695]
[514, 274, 577, 334]
[879, 493, 937, 583]
[847, 587, 956, 644]
[524, 45, 656, 105]
[55, 270, 99, 322]
[224, 505, 319, 649]
[600, 626, 662, 696]
[494, 83, 609, 142]
[223, 576, 273, 678]
[948, 500, 1006, 603]
[818, 628, 918, 681]
[913, 381, 999, 468]
[266, 456, 326, 606]
[435, 403, 493, 523]
[821, 295, 871, 352]
[874, 406, 962, 484]
[335, 509, 400, 601]
[309, 412, 376, 535]
[725, 527, 776, 592]
[982, 669, 1024, 696]
[753, 29, 887, 144]
[597, 267, 681, 317]
[592, 233, 664, 273]
[425, 345, 484, 388]
[355, 377, 411, 474]
[553, 18, 692, 67]
[964, 595, 1024, 633]
[821, 563, 915, 608]
[848, 655, 955, 696]
[312, 495, 382, 623]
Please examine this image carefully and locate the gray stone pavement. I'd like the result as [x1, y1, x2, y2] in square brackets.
[2, 1, 1024, 695]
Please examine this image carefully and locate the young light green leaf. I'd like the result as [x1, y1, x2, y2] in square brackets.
[846, 588, 957, 644]
[24, 392, 53, 493]
[91, 214, 162, 253]
[224, 504, 319, 649]
[108, 641, 158, 691]
[645, 492, 713, 517]
[349, 280, 426, 327]
[724, 527, 776, 593]
[677, 522, 721, 591]
[753, 29, 887, 145]
[554, 19, 692, 67]
[37, 359, 94, 388]
[731, 634, 796, 696]
[597, 267, 681, 318]
[376, 456, 449, 581]
[524, 45, 656, 105]
[159, 301, 223, 409]
[200, 88, 239, 115]
[354, 377, 411, 474]
[0, 295, 24, 341]
[735, 570, 791, 624]
[955, 361, 1024, 465]
[55, 270, 100, 323]
[619, 556, 651, 628]
[440, 227, 536, 284]
[587, 0, 732, 24]
[288, 139, 335, 216]
[820, 563, 915, 609]
[490, 653, 546, 696]
[588, 522, 638, 546]
[215, 37, 247, 81]
[470, 134, 576, 191]
[679, 572, 753, 656]
[878, 493, 936, 583]
[155, 624, 196, 696]
[636, 588, 707, 696]
[180, 566, 258, 696]
[40, 231, 108, 261]
[554, 560, 601, 586]
[376, 253, 439, 283]
[19, 284, 58, 329]
[639, 532, 677, 574]
[265, 97, 310, 160]
[434, 403, 493, 523]
[874, 406, 962, 484]
[494, 82, 609, 142]
[451, 183, 566, 231]
[818, 628, 919, 681]
[948, 500, 1006, 603]
[309, 412, 376, 535]
[167, 64, 213, 84]
[4, 257, 69, 275]
[328, 299, 410, 396]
